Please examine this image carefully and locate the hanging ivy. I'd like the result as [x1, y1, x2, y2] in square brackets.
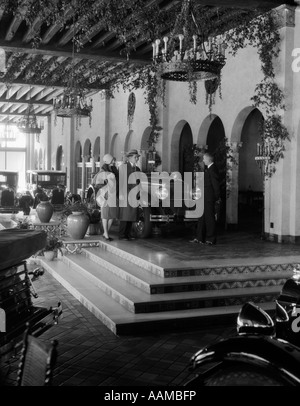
[225, 9, 290, 178]
[1, 1, 290, 178]
[127, 92, 136, 130]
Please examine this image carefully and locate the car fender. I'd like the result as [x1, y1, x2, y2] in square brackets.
[188, 334, 300, 385]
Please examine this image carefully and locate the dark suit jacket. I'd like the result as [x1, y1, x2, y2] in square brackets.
[204, 163, 220, 203]
[118, 162, 141, 221]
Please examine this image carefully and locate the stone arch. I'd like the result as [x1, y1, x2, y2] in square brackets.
[110, 133, 119, 159]
[74, 141, 82, 193]
[140, 127, 152, 172]
[56, 145, 63, 170]
[231, 106, 256, 144]
[197, 114, 218, 147]
[75, 141, 82, 162]
[93, 137, 100, 162]
[83, 139, 91, 160]
[170, 120, 189, 173]
[227, 106, 265, 231]
[124, 130, 134, 156]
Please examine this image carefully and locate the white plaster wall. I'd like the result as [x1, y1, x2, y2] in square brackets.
[41, 5, 300, 240]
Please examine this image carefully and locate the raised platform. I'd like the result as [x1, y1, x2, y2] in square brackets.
[32, 228, 300, 335]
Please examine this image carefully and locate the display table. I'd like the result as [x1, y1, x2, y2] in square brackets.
[0, 228, 61, 359]
[32, 220, 64, 237]
[0, 229, 47, 271]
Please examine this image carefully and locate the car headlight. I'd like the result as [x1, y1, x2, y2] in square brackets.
[191, 187, 202, 200]
[155, 186, 169, 200]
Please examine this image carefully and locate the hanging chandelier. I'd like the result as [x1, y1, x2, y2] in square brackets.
[152, 0, 226, 82]
[53, 89, 93, 120]
[17, 100, 44, 135]
[53, 18, 93, 125]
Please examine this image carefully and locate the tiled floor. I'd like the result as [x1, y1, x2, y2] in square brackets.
[1, 221, 300, 387]
[2, 270, 236, 386]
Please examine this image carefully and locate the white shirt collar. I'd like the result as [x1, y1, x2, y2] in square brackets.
[207, 162, 214, 168]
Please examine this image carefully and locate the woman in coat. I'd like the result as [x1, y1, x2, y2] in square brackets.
[94, 154, 118, 241]
[118, 149, 141, 241]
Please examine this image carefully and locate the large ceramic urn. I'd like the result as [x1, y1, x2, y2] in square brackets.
[36, 200, 54, 223]
[67, 211, 90, 240]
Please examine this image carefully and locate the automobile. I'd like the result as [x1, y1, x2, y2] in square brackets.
[184, 268, 300, 386]
[86, 170, 204, 238]
[0, 170, 21, 213]
[26, 170, 67, 210]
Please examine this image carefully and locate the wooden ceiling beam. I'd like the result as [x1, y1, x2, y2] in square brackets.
[0, 96, 53, 106]
[193, 0, 296, 7]
[5, 5, 28, 41]
[41, 6, 75, 45]
[0, 42, 149, 64]
[0, 111, 50, 117]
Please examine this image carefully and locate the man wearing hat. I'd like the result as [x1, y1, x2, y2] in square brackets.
[118, 149, 141, 241]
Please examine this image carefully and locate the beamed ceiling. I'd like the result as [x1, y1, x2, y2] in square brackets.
[0, 0, 296, 125]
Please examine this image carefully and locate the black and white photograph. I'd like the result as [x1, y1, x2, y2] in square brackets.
[0, 0, 300, 390]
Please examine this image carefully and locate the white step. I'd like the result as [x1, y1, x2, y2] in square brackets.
[34, 257, 276, 335]
[82, 246, 292, 293]
[41, 254, 281, 314]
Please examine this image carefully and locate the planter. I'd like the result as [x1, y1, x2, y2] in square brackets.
[36, 200, 54, 223]
[43, 250, 56, 261]
[67, 211, 90, 240]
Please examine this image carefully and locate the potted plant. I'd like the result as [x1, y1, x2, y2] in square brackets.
[16, 217, 33, 229]
[61, 200, 101, 238]
[43, 236, 64, 261]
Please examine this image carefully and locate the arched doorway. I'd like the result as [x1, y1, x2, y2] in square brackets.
[56, 145, 63, 170]
[238, 108, 264, 232]
[179, 123, 193, 176]
[206, 117, 226, 228]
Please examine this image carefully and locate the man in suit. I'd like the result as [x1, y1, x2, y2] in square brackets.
[118, 149, 141, 241]
[190, 151, 221, 245]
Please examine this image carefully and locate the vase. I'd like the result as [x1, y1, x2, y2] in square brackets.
[36, 200, 54, 223]
[44, 250, 56, 261]
[67, 211, 90, 240]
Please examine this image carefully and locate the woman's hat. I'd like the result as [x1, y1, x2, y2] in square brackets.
[103, 153, 114, 164]
[126, 149, 140, 158]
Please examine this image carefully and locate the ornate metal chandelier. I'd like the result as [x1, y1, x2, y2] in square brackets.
[53, 18, 93, 125]
[152, 0, 226, 82]
[17, 101, 44, 135]
[53, 89, 93, 120]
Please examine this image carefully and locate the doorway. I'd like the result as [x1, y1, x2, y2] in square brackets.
[206, 117, 226, 229]
[179, 123, 193, 177]
[238, 109, 264, 233]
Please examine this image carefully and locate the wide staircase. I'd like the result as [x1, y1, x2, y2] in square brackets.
[33, 236, 298, 336]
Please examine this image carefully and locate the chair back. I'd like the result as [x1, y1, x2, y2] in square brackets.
[17, 325, 58, 386]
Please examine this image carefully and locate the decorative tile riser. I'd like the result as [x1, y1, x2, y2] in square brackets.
[94, 244, 165, 277]
[133, 294, 278, 314]
[223, 295, 278, 307]
[150, 278, 287, 294]
[150, 284, 207, 294]
[164, 263, 296, 278]
[207, 279, 287, 291]
[82, 250, 151, 293]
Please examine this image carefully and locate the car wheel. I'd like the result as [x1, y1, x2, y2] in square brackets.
[133, 206, 152, 238]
